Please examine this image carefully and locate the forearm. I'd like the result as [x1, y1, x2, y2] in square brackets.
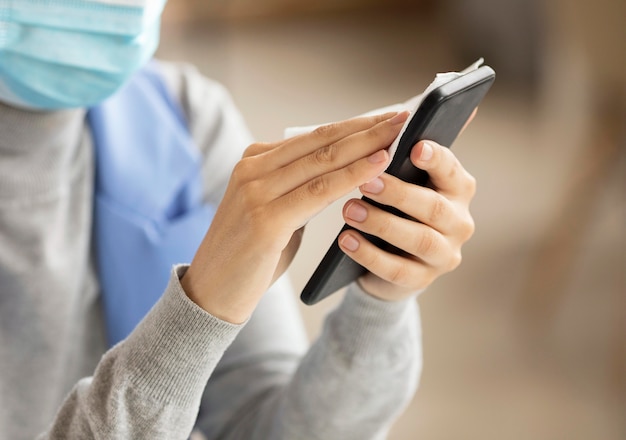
[39, 266, 243, 440]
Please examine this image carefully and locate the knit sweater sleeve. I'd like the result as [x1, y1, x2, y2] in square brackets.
[158, 60, 423, 439]
[38, 266, 244, 439]
[196, 278, 422, 440]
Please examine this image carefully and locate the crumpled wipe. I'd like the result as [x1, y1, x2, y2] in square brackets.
[284, 58, 484, 167]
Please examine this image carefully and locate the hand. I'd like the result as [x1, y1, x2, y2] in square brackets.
[181, 111, 410, 323]
[338, 140, 477, 302]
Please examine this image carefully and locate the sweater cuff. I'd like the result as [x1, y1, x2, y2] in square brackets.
[121, 265, 244, 406]
[324, 283, 420, 366]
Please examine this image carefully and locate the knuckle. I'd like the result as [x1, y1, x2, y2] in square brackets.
[446, 160, 460, 181]
[313, 122, 341, 139]
[427, 195, 448, 224]
[453, 210, 475, 242]
[389, 181, 409, 208]
[306, 175, 329, 197]
[388, 263, 411, 286]
[311, 143, 337, 166]
[232, 158, 254, 184]
[374, 214, 394, 238]
[396, 187, 409, 207]
[447, 251, 463, 272]
[415, 229, 439, 257]
[358, 245, 382, 270]
[243, 142, 267, 158]
[343, 160, 361, 182]
[460, 216, 476, 241]
[465, 173, 477, 196]
[364, 123, 384, 142]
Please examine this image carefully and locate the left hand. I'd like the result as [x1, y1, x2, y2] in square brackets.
[338, 140, 476, 301]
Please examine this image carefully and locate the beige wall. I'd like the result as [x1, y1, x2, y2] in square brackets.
[163, 0, 424, 22]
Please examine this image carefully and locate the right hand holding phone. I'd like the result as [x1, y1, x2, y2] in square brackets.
[338, 139, 477, 302]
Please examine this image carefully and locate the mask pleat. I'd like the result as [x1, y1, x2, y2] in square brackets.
[0, 0, 165, 109]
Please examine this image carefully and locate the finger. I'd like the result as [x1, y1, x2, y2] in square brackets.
[359, 173, 473, 236]
[264, 112, 408, 199]
[268, 147, 391, 229]
[336, 229, 436, 291]
[233, 112, 406, 183]
[409, 140, 476, 198]
[264, 111, 407, 171]
[342, 199, 455, 268]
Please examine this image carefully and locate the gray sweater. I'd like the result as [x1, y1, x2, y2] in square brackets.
[0, 61, 421, 440]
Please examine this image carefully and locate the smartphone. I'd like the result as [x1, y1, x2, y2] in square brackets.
[300, 64, 496, 305]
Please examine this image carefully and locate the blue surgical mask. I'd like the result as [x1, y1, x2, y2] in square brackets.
[0, 0, 167, 109]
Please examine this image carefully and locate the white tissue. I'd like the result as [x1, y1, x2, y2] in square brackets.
[283, 58, 484, 166]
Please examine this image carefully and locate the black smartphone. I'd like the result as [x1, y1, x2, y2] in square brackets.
[300, 63, 496, 305]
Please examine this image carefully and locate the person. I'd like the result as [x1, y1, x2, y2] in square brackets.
[0, 1, 476, 439]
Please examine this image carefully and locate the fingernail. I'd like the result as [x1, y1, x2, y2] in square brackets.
[340, 234, 360, 252]
[368, 149, 388, 164]
[389, 111, 409, 125]
[345, 201, 368, 222]
[361, 177, 384, 194]
[420, 142, 433, 161]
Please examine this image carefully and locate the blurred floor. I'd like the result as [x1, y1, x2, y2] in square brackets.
[157, 6, 625, 440]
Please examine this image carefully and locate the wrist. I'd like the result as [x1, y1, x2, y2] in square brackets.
[356, 276, 425, 302]
[180, 264, 253, 325]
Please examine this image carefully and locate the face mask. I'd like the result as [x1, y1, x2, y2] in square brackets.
[0, 0, 167, 110]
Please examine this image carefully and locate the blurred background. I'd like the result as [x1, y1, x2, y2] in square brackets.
[156, 1, 625, 438]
